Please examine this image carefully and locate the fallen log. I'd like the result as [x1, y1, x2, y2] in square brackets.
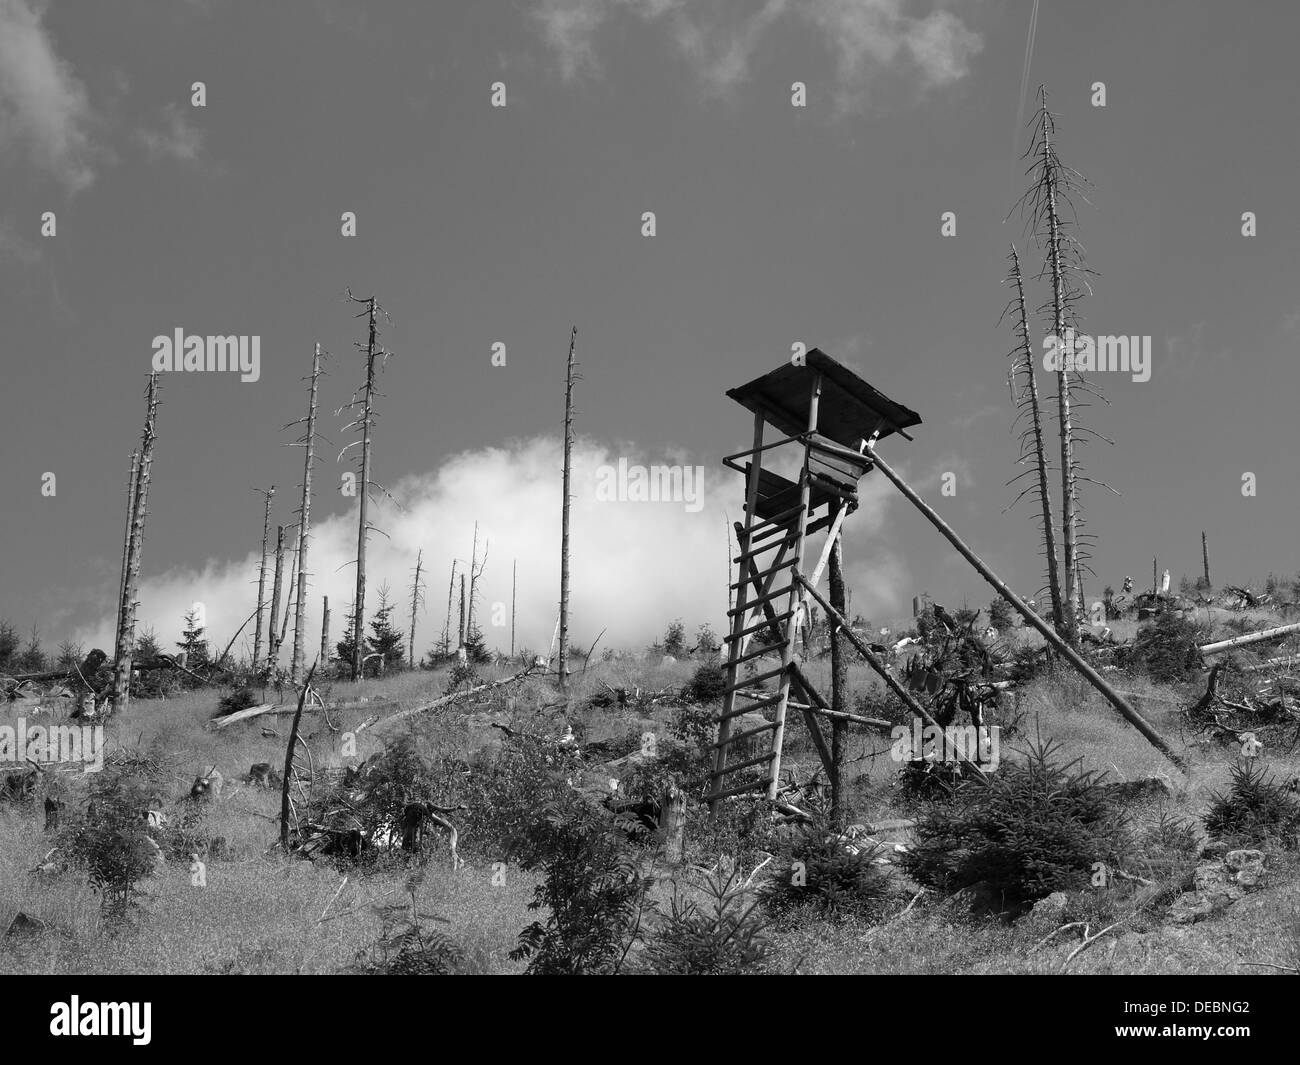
[209, 703, 282, 729]
[370, 666, 539, 730]
[1199, 622, 1300, 656]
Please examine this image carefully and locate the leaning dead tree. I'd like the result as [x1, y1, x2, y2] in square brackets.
[1002, 244, 1065, 633]
[408, 549, 426, 667]
[251, 485, 275, 671]
[440, 560, 457, 658]
[558, 325, 578, 690]
[111, 373, 161, 717]
[287, 343, 325, 683]
[114, 449, 139, 666]
[337, 292, 392, 681]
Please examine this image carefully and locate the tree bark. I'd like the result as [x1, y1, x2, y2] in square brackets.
[252, 486, 274, 672]
[291, 344, 322, 682]
[266, 525, 286, 673]
[558, 326, 577, 690]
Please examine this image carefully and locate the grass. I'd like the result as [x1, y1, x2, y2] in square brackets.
[3, 603, 1299, 974]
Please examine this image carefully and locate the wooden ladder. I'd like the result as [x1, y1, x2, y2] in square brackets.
[706, 497, 811, 810]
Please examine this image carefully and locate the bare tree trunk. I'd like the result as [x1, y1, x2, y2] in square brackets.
[346, 295, 382, 682]
[111, 374, 161, 717]
[279, 533, 299, 659]
[1202, 531, 1211, 588]
[441, 561, 456, 657]
[320, 595, 330, 667]
[252, 486, 274, 672]
[266, 525, 286, 673]
[408, 548, 424, 668]
[279, 663, 316, 850]
[458, 574, 466, 649]
[510, 559, 517, 657]
[558, 326, 577, 690]
[1006, 245, 1065, 633]
[290, 344, 322, 683]
[828, 505, 849, 830]
[466, 523, 479, 637]
[114, 449, 139, 666]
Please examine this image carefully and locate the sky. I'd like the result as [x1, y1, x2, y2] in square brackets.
[1, 0, 1297, 660]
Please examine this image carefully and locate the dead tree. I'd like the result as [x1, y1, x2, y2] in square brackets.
[1002, 245, 1065, 633]
[288, 343, 325, 683]
[1023, 86, 1111, 647]
[1202, 531, 1211, 589]
[278, 532, 300, 662]
[337, 293, 391, 681]
[458, 574, 466, 649]
[408, 548, 426, 668]
[251, 485, 275, 671]
[320, 595, 330, 667]
[511, 559, 517, 657]
[111, 373, 161, 717]
[465, 523, 488, 640]
[114, 449, 139, 666]
[440, 560, 457, 658]
[265, 525, 286, 672]
[558, 325, 578, 690]
[279, 662, 317, 850]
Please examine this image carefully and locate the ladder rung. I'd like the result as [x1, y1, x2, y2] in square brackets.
[805, 514, 835, 537]
[716, 692, 785, 719]
[734, 535, 797, 565]
[751, 518, 801, 545]
[715, 751, 778, 776]
[724, 612, 794, 643]
[725, 643, 783, 669]
[743, 502, 805, 532]
[703, 778, 773, 803]
[729, 556, 797, 590]
[710, 720, 778, 751]
[724, 665, 787, 693]
[726, 585, 794, 616]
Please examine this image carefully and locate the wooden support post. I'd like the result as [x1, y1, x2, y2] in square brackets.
[862, 443, 1188, 773]
[828, 501, 848, 829]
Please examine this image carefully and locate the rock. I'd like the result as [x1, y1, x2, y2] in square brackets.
[1225, 849, 1266, 887]
[1024, 891, 1069, 928]
[4, 912, 46, 939]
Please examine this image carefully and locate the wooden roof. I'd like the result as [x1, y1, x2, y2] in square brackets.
[725, 348, 921, 449]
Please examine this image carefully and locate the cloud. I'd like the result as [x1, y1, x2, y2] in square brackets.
[0, 0, 96, 191]
[137, 103, 204, 163]
[531, 0, 981, 104]
[0, 214, 42, 266]
[75, 436, 908, 657]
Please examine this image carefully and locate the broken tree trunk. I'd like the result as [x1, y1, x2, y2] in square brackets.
[252, 485, 275, 673]
[1202, 531, 1211, 589]
[862, 442, 1188, 773]
[279, 663, 317, 849]
[266, 525, 286, 673]
[114, 449, 139, 666]
[320, 596, 330, 667]
[344, 294, 383, 682]
[112, 373, 161, 717]
[290, 343, 323, 683]
[558, 325, 577, 691]
[511, 559, 517, 658]
[408, 548, 424, 668]
[372, 666, 540, 730]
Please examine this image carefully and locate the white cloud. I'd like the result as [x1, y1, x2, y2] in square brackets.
[0, 0, 96, 191]
[75, 435, 907, 657]
[137, 103, 204, 163]
[531, 0, 982, 104]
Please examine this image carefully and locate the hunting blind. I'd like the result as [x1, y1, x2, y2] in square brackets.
[710, 349, 921, 810]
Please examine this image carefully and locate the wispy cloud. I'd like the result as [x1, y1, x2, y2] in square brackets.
[0, 0, 96, 191]
[137, 103, 204, 163]
[531, 0, 982, 105]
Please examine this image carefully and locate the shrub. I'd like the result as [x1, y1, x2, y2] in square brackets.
[640, 868, 771, 974]
[217, 684, 259, 716]
[660, 619, 687, 657]
[695, 623, 720, 656]
[987, 598, 1014, 632]
[1126, 610, 1206, 683]
[1203, 760, 1300, 848]
[902, 738, 1130, 912]
[459, 731, 578, 861]
[510, 795, 653, 974]
[760, 820, 893, 924]
[347, 880, 468, 975]
[686, 661, 727, 704]
[59, 768, 160, 930]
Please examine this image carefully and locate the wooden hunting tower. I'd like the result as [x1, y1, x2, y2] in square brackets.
[710, 349, 921, 811]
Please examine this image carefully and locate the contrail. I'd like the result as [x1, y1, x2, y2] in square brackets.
[1010, 0, 1041, 182]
